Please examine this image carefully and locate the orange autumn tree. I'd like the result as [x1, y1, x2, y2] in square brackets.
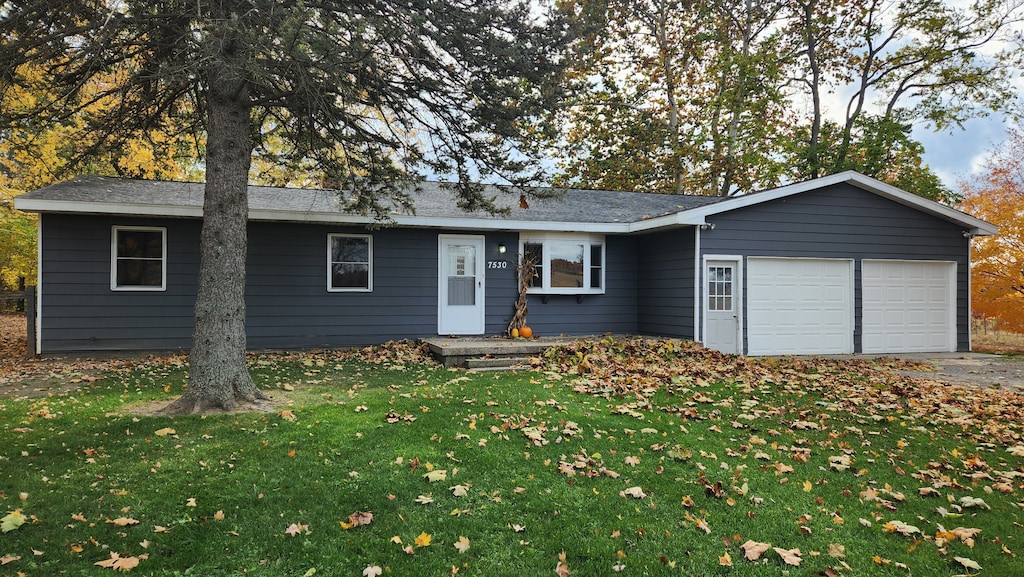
[958, 127, 1024, 332]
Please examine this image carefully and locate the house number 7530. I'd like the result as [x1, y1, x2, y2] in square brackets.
[486, 261, 508, 269]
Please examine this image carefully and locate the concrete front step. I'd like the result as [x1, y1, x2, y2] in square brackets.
[422, 336, 578, 368]
[465, 356, 531, 371]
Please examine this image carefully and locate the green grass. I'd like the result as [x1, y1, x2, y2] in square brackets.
[1, 342, 1022, 576]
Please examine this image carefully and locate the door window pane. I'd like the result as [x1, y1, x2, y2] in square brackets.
[447, 244, 476, 305]
[708, 266, 733, 311]
[447, 245, 476, 277]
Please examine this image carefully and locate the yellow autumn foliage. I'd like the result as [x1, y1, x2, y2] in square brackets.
[0, 63, 200, 288]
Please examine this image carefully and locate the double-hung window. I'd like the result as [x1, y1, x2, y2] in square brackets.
[111, 226, 166, 291]
[328, 234, 372, 291]
[520, 233, 605, 294]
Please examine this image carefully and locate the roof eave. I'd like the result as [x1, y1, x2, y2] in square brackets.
[627, 212, 705, 232]
[16, 171, 996, 237]
[253, 209, 637, 233]
[13, 198, 641, 234]
[14, 198, 204, 218]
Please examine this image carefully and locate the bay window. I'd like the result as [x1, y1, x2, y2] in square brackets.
[520, 233, 605, 294]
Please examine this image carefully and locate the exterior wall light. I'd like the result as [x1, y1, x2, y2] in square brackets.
[498, 243, 507, 254]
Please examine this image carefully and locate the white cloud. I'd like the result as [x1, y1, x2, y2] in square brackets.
[917, 116, 1010, 187]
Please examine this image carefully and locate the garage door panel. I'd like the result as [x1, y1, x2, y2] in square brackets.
[862, 260, 955, 354]
[747, 258, 854, 356]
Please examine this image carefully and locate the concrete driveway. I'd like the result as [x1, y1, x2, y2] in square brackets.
[889, 352, 1024, 390]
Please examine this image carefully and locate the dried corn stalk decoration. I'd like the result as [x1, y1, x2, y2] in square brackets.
[507, 251, 538, 336]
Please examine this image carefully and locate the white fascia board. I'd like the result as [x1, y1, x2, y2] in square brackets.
[392, 216, 633, 233]
[628, 212, 704, 232]
[15, 198, 638, 234]
[402, 218, 635, 233]
[14, 198, 204, 218]
[246, 210, 380, 226]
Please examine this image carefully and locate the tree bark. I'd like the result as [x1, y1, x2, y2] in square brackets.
[718, 0, 756, 197]
[650, 1, 685, 195]
[802, 0, 823, 178]
[162, 15, 267, 414]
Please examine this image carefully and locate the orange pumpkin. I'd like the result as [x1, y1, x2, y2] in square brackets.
[519, 326, 533, 339]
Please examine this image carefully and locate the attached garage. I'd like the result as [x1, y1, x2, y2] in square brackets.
[861, 260, 956, 353]
[747, 257, 854, 355]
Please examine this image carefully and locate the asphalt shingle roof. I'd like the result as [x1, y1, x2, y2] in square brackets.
[16, 172, 999, 237]
[16, 175, 727, 225]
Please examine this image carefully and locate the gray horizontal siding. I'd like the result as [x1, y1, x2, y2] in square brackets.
[38, 216, 637, 353]
[637, 228, 696, 339]
[38, 215, 456, 352]
[243, 223, 440, 349]
[483, 232, 521, 334]
[700, 183, 971, 352]
[39, 214, 201, 352]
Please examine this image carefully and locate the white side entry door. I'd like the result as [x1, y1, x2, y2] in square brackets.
[703, 259, 740, 354]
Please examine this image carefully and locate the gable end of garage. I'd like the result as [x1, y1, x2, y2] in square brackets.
[697, 183, 971, 355]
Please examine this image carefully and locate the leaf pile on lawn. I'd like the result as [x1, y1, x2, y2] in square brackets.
[1, 339, 433, 399]
[538, 336, 1024, 445]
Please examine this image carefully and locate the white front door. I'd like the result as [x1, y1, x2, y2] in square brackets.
[704, 259, 740, 354]
[438, 235, 485, 335]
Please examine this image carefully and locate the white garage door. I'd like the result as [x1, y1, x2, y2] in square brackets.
[862, 260, 956, 353]
[747, 258, 854, 355]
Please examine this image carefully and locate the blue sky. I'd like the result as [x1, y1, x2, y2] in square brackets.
[917, 116, 1011, 192]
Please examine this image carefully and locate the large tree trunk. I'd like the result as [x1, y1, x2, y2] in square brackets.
[162, 19, 267, 414]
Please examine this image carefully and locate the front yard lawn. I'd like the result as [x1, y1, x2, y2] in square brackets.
[1, 338, 1022, 576]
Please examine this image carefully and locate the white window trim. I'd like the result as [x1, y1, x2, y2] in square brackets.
[520, 232, 605, 295]
[327, 233, 373, 292]
[110, 225, 167, 291]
